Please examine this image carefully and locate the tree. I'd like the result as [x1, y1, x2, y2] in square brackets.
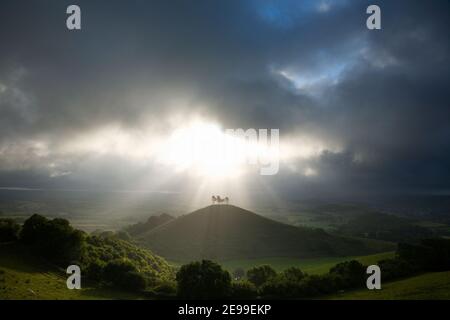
[247, 265, 277, 287]
[230, 280, 257, 299]
[329, 260, 366, 289]
[20, 214, 85, 266]
[377, 258, 417, 281]
[282, 267, 305, 282]
[232, 267, 245, 280]
[176, 260, 231, 299]
[0, 219, 20, 242]
[398, 239, 450, 272]
[103, 259, 147, 292]
[260, 276, 301, 299]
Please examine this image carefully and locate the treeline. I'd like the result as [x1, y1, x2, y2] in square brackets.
[0, 215, 174, 295]
[337, 212, 433, 242]
[176, 238, 450, 299]
[2, 216, 450, 299]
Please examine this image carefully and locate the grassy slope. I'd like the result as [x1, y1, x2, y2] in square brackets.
[0, 243, 142, 300]
[216, 251, 395, 274]
[329, 271, 450, 300]
[140, 205, 393, 262]
[3, 244, 448, 300]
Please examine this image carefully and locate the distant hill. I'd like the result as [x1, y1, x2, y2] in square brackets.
[136, 205, 387, 262]
[337, 212, 433, 242]
[124, 213, 174, 237]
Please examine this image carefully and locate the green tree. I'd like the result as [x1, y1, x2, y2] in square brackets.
[176, 260, 231, 299]
[260, 276, 301, 299]
[20, 214, 85, 266]
[103, 259, 147, 292]
[247, 265, 277, 287]
[232, 267, 245, 280]
[282, 267, 305, 282]
[230, 280, 258, 299]
[0, 219, 20, 242]
[329, 260, 365, 289]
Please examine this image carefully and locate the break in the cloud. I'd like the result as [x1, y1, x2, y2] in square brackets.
[0, 0, 449, 199]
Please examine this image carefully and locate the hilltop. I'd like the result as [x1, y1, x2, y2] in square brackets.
[136, 205, 388, 261]
[124, 213, 174, 237]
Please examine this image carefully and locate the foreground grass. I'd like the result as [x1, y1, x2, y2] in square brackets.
[215, 251, 395, 274]
[0, 243, 143, 300]
[329, 271, 450, 300]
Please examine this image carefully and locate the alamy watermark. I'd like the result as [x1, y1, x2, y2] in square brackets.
[66, 265, 81, 289]
[167, 128, 280, 176]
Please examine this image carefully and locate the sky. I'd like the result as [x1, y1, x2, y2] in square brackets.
[0, 0, 449, 202]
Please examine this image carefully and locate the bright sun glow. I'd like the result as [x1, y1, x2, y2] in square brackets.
[158, 120, 280, 179]
[159, 122, 245, 178]
[53, 118, 330, 183]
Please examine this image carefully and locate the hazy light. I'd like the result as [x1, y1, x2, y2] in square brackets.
[157, 120, 279, 179]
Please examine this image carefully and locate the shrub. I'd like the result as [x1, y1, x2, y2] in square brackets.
[176, 260, 231, 299]
[378, 258, 417, 281]
[85, 259, 105, 281]
[299, 274, 337, 296]
[230, 280, 258, 299]
[282, 267, 305, 282]
[247, 265, 277, 288]
[149, 280, 177, 299]
[0, 219, 20, 242]
[329, 260, 366, 289]
[103, 259, 147, 292]
[232, 267, 245, 280]
[20, 214, 85, 266]
[260, 275, 301, 299]
[398, 239, 450, 272]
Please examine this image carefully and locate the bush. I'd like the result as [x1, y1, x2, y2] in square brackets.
[230, 280, 258, 299]
[103, 259, 147, 292]
[260, 275, 301, 299]
[149, 280, 178, 299]
[20, 214, 85, 266]
[247, 265, 277, 288]
[176, 260, 231, 299]
[299, 274, 337, 296]
[84, 259, 105, 281]
[398, 239, 450, 272]
[0, 219, 20, 242]
[329, 260, 366, 289]
[232, 267, 245, 280]
[378, 258, 417, 281]
[282, 267, 305, 282]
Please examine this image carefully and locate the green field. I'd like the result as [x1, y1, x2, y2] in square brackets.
[2, 243, 449, 300]
[217, 251, 395, 274]
[329, 271, 450, 300]
[0, 243, 142, 300]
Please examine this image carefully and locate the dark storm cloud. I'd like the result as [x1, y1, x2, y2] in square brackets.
[0, 0, 449, 196]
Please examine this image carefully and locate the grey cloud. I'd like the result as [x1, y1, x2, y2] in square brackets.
[0, 0, 449, 198]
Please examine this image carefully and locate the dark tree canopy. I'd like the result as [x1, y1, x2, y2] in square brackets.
[0, 218, 20, 242]
[103, 259, 147, 292]
[230, 280, 258, 299]
[247, 265, 277, 288]
[20, 214, 85, 266]
[176, 260, 231, 299]
[329, 260, 366, 289]
[232, 267, 245, 280]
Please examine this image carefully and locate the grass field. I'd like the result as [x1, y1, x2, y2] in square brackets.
[0, 243, 142, 300]
[216, 251, 396, 274]
[329, 271, 450, 300]
[2, 243, 448, 300]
